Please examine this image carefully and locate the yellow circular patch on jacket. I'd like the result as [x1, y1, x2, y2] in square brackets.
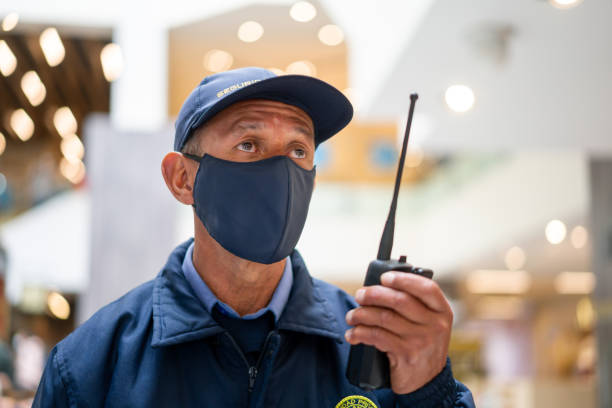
[335, 395, 378, 408]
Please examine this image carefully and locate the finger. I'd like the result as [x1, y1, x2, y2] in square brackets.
[344, 324, 402, 353]
[355, 285, 438, 324]
[346, 306, 423, 335]
[346, 306, 429, 334]
[380, 272, 451, 313]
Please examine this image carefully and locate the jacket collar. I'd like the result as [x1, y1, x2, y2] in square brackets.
[151, 239, 344, 347]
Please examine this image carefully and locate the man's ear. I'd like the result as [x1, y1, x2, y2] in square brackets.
[161, 152, 195, 205]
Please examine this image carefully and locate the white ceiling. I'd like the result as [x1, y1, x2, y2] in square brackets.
[366, 0, 612, 154]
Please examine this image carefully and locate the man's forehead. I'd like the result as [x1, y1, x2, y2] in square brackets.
[191, 98, 315, 145]
[215, 99, 314, 128]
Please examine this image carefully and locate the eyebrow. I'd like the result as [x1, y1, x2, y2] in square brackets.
[292, 122, 314, 138]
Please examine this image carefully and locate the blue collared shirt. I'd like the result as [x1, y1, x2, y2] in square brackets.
[181, 241, 293, 322]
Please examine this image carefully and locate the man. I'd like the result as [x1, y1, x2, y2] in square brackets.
[33, 67, 475, 407]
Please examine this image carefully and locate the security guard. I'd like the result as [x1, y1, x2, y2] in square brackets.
[33, 67, 475, 407]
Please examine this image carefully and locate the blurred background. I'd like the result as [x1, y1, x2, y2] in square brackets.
[0, 0, 610, 406]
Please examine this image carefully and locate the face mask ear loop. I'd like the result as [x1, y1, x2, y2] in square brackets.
[182, 152, 203, 162]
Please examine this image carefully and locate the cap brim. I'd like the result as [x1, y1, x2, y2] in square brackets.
[190, 74, 353, 146]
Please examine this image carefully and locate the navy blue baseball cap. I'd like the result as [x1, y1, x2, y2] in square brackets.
[174, 67, 353, 151]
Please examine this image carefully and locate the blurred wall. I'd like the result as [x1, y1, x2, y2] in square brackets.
[78, 115, 178, 323]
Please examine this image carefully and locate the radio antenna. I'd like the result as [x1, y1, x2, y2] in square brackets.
[376, 93, 419, 261]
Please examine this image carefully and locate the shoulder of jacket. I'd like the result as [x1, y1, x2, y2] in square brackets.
[48, 279, 157, 403]
[311, 278, 358, 316]
[56, 279, 156, 360]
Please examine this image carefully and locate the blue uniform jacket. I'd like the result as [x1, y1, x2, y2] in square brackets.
[33, 239, 475, 407]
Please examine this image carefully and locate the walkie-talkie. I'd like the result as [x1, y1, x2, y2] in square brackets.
[346, 93, 433, 391]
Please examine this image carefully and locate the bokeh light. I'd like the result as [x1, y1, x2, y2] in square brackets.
[318, 24, 344, 46]
[286, 60, 316, 76]
[100, 43, 124, 82]
[0, 132, 6, 156]
[47, 292, 71, 320]
[2, 12, 19, 32]
[39, 27, 65, 67]
[467, 269, 532, 294]
[445, 84, 475, 113]
[21, 71, 47, 106]
[10, 109, 34, 141]
[549, 0, 583, 10]
[53, 107, 78, 138]
[571, 225, 588, 249]
[545, 219, 567, 245]
[59, 157, 86, 184]
[60, 135, 85, 162]
[203, 49, 233, 72]
[238, 21, 264, 43]
[0, 40, 17, 76]
[554, 271, 595, 295]
[289, 1, 317, 22]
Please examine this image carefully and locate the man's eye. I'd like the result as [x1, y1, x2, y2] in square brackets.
[237, 141, 256, 152]
[291, 148, 306, 159]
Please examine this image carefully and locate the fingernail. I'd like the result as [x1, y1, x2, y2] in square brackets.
[355, 289, 365, 303]
[346, 309, 354, 323]
[345, 329, 352, 341]
[381, 272, 395, 285]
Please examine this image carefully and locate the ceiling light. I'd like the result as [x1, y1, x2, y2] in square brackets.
[238, 21, 264, 43]
[0, 132, 5, 156]
[100, 43, 123, 82]
[318, 24, 344, 46]
[53, 107, 78, 138]
[549, 0, 583, 10]
[40, 27, 65, 67]
[2, 12, 19, 32]
[47, 292, 70, 320]
[504, 246, 526, 271]
[545, 219, 566, 244]
[290, 1, 317, 22]
[61, 135, 85, 162]
[554, 271, 595, 294]
[571, 225, 588, 249]
[10, 109, 34, 141]
[203, 49, 233, 73]
[21, 71, 46, 106]
[466, 269, 531, 294]
[445, 84, 475, 113]
[286, 60, 316, 76]
[0, 40, 17, 76]
[60, 157, 86, 184]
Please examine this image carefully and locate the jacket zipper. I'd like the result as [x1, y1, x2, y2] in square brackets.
[223, 331, 276, 393]
[248, 366, 258, 391]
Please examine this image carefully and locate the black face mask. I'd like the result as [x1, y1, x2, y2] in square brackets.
[184, 153, 316, 264]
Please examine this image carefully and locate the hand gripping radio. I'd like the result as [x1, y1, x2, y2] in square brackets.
[345, 94, 434, 391]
